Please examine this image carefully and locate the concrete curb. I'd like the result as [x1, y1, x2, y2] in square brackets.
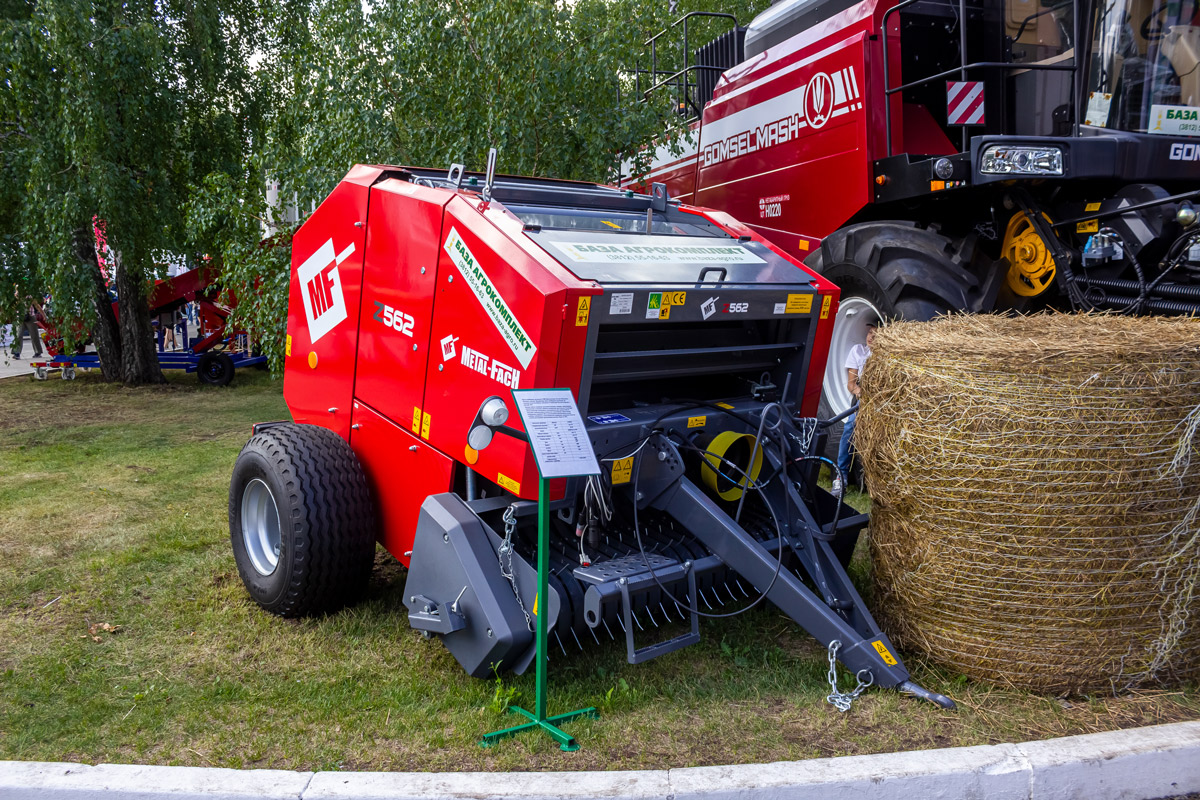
[2, 720, 1198, 800]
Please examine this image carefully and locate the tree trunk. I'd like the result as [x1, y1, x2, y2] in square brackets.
[75, 227, 122, 382]
[113, 253, 164, 385]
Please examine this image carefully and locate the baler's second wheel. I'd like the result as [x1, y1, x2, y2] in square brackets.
[229, 423, 377, 617]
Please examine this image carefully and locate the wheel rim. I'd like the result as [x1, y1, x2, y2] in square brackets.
[241, 478, 282, 576]
[824, 296, 883, 416]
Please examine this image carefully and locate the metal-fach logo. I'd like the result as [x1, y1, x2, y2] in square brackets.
[298, 238, 356, 343]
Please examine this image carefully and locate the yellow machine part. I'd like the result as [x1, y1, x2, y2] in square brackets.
[1003, 212, 1057, 297]
[701, 431, 764, 502]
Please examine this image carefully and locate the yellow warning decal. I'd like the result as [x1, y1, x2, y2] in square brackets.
[532, 592, 539, 615]
[1085, 202, 1102, 212]
[412, 407, 422, 434]
[659, 304, 671, 320]
[421, 412, 432, 440]
[611, 456, 634, 485]
[786, 294, 813, 314]
[663, 291, 687, 306]
[286, 335, 293, 357]
[576, 296, 591, 327]
[872, 640, 898, 666]
[688, 415, 706, 428]
[819, 295, 832, 320]
[716, 402, 734, 409]
[601, 220, 621, 230]
[497, 472, 521, 494]
[1077, 219, 1099, 234]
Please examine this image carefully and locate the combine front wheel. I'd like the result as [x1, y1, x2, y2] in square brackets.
[229, 423, 376, 617]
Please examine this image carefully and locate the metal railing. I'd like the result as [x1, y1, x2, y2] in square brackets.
[633, 12, 740, 121]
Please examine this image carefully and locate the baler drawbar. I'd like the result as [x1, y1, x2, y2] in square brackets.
[229, 161, 953, 711]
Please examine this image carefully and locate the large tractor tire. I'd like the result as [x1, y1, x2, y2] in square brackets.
[229, 423, 376, 617]
[805, 222, 982, 461]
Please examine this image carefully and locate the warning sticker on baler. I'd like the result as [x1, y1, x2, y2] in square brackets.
[611, 456, 634, 485]
[497, 473, 521, 494]
[872, 640, 898, 666]
[444, 228, 537, 369]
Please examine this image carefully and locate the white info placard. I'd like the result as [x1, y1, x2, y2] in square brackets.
[511, 389, 601, 479]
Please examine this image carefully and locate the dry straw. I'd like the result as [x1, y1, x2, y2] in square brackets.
[855, 313, 1200, 693]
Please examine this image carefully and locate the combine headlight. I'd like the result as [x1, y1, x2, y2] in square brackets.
[980, 146, 1064, 176]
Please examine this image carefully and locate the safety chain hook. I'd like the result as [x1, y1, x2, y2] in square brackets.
[826, 640, 874, 712]
[498, 505, 533, 631]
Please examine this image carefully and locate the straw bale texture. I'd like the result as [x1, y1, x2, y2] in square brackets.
[855, 313, 1200, 693]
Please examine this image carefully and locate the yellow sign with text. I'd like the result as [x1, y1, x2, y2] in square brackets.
[497, 473, 521, 495]
[786, 294, 813, 314]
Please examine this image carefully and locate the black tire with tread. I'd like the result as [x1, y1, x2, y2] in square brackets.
[198, 351, 236, 386]
[229, 423, 376, 617]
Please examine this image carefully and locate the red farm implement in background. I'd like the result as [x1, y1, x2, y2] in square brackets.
[34, 263, 265, 383]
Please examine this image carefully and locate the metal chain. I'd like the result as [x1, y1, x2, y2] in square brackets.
[826, 640, 874, 712]
[497, 505, 533, 631]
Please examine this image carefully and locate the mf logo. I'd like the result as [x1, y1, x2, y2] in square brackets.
[805, 73, 835, 129]
[298, 238, 356, 343]
[440, 334, 459, 361]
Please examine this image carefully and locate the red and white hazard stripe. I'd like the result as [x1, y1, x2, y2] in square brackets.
[946, 81, 985, 126]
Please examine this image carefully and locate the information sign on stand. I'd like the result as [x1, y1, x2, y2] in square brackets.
[480, 389, 600, 752]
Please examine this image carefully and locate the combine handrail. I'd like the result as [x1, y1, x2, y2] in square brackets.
[880, 0, 1082, 156]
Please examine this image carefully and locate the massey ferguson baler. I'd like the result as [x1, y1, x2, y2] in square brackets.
[228, 162, 953, 709]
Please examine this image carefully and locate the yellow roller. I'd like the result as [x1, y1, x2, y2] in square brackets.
[1003, 212, 1057, 297]
[701, 431, 764, 502]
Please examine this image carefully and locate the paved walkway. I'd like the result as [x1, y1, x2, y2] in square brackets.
[2, 721, 1199, 800]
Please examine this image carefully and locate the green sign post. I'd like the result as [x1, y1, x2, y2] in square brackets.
[480, 389, 600, 752]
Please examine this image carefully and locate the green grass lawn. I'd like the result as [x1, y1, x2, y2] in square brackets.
[0, 370, 1196, 772]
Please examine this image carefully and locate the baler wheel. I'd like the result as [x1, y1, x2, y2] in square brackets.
[198, 351, 235, 386]
[229, 423, 376, 617]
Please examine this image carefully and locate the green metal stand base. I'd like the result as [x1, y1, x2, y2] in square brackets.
[480, 706, 599, 751]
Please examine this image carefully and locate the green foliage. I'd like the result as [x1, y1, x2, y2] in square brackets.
[6, 0, 771, 370]
[192, 0, 770, 369]
[489, 667, 521, 715]
[1, 0, 266, 379]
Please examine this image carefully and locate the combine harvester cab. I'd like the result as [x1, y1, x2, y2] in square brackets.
[230, 162, 952, 708]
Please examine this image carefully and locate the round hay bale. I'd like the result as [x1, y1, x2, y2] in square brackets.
[855, 313, 1200, 693]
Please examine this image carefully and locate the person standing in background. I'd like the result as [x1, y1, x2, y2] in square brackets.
[833, 322, 876, 498]
[11, 291, 44, 359]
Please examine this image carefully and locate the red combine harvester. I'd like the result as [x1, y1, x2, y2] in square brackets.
[625, 0, 1200, 422]
[228, 162, 954, 709]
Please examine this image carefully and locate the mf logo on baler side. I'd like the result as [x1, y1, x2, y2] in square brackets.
[298, 238, 356, 343]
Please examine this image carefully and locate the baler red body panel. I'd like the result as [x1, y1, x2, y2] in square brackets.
[284, 166, 835, 564]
